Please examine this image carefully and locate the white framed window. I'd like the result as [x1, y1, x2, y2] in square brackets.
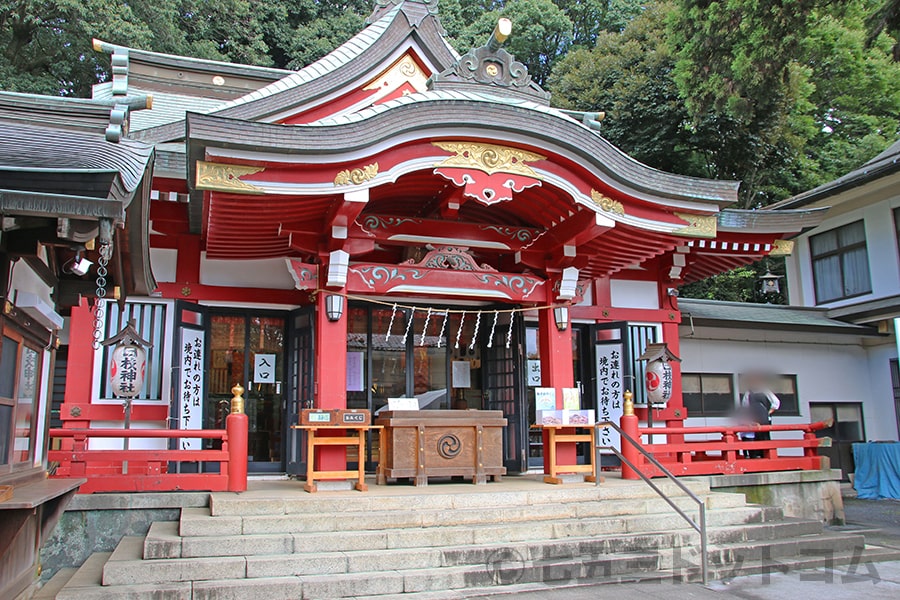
[810, 221, 871, 303]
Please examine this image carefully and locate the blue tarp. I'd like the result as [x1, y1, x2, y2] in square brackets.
[853, 442, 900, 500]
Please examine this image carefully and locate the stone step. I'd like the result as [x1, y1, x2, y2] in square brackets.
[182, 492, 746, 537]
[55, 552, 191, 600]
[33, 567, 76, 599]
[364, 545, 900, 599]
[102, 537, 245, 586]
[149, 505, 778, 560]
[108, 507, 797, 586]
[144, 516, 821, 568]
[208, 479, 714, 517]
[704, 532, 867, 567]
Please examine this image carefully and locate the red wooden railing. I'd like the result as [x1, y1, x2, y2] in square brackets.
[48, 427, 248, 493]
[620, 419, 832, 479]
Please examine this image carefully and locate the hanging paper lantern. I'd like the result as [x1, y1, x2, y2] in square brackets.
[645, 359, 673, 406]
[109, 343, 147, 398]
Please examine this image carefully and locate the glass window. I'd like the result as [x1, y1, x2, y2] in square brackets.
[769, 375, 800, 416]
[810, 221, 871, 303]
[682, 373, 735, 417]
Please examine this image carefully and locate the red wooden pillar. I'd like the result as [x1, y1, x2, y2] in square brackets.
[538, 306, 576, 473]
[314, 290, 348, 473]
[63, 298, 96, 415]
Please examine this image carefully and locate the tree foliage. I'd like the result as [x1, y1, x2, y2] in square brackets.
[1, 0, 898, 303]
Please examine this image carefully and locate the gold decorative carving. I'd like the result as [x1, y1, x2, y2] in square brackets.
[589, 190, 625, 216]
[334, 163, 379, 186]
[433, 141, 545, 178]
[364, 54, 429, 93]
[195, 161, 264, 194]
[769, 239, 795, 256]
[672, 212, 717, 238]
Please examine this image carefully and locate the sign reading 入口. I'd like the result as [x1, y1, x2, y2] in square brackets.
[253, 353, 276, 384]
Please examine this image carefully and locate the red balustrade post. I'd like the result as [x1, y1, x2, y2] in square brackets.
[620, 390, 641, 480]
[226, 384, 249, 492]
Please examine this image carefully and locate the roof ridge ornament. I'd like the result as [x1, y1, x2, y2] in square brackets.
[368, 0, 439, 26]
[429, 18, 551, 104]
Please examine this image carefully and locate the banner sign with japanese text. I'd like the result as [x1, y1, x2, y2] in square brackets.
[595, 343, 624, 452]
[179, 328, 205, 450]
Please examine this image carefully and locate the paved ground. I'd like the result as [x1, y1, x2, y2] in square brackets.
[477, 495, 900, 599]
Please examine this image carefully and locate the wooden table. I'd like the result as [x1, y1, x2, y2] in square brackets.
[375, 410, 507, 486]
[534, 424, 598, 484]
[291, 425, 379, 492]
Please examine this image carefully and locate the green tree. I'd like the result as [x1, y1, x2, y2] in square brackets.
[866, 0, 900, 59]
[0, 0, 271, 96]
[550, 2, 706, 174]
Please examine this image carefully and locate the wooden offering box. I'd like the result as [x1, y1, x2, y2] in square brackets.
[375, 410, 507, 486]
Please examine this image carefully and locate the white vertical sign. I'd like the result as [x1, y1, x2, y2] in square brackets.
[179, 328, 205, 450]
[595, 344, 624, 452]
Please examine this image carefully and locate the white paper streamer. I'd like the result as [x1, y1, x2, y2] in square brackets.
[487, 311, 499, 348]
[420, 307, 432, 346]
[402, 307, 415, 345]
[455, 311, 466, 349]
[436, 310, 448, 348]
[470, 311, 482, 351]
[385, 303, 398, 342]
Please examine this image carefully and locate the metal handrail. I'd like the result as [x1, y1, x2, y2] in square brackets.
[594, 420, 709, 584]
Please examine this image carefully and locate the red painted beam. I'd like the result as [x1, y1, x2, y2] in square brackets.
[155, 283, 309, 305]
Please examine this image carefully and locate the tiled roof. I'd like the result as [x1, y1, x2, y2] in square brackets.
[678, 298, 878, 334]
[92, 83, 223, 132]
[211, 5, 403, 115]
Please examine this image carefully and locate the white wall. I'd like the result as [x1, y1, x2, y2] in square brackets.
[150, 247, 177, 283]
[200, 254, 296, 289]
[610, 279, 659, 309]
[680, 326, 899, 446]
[787, 189, 900, 310]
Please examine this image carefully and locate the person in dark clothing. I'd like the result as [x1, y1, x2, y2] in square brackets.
[740, 375, 780, 459]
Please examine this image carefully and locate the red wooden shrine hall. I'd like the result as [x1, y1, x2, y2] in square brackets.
[56, 0, 827, 483]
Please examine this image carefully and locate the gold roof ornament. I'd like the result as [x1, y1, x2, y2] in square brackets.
[195, 161, 265, 194]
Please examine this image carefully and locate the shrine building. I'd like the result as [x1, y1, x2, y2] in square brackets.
[56, 0, 826, 476]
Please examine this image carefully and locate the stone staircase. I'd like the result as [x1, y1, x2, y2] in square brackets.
[41, 478, 900, 599]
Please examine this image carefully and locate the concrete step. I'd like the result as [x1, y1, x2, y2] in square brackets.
[208, 479, 714, 517]
[182, 492, 747, 538]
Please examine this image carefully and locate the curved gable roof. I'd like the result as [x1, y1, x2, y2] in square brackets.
[187, 90, 740, 208]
